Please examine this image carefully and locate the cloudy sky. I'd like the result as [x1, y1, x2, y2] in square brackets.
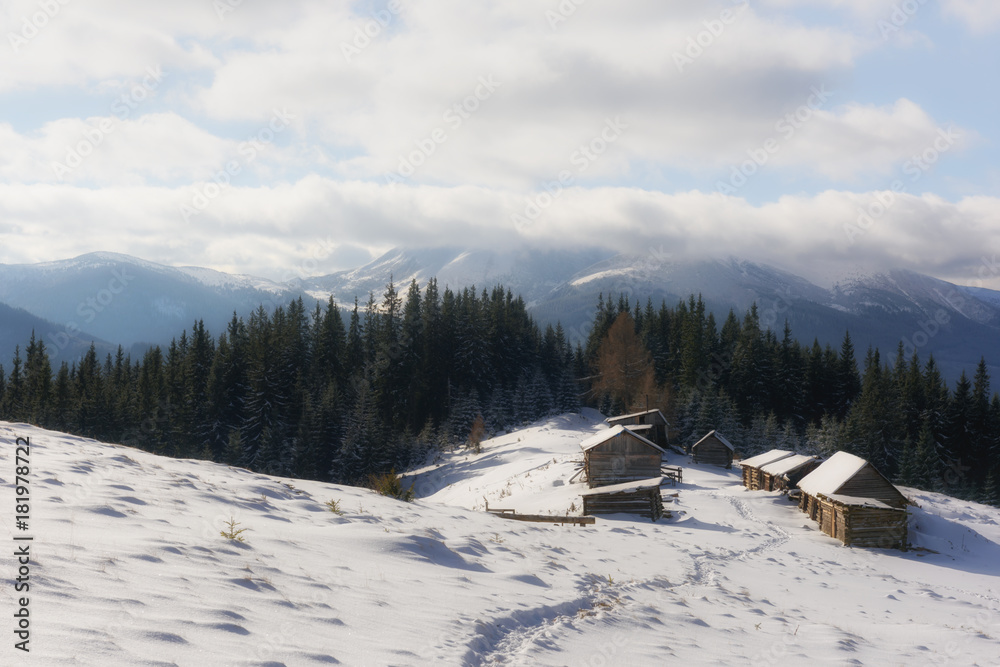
[1, 0, 998, 287]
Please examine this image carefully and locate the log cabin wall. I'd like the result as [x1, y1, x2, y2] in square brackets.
[582, 488, 664, 521]
[835, 465, 907, 508]
[585, 432, 663, 488]
[842, 506, 908, 549]
[692, 438, 732, 467]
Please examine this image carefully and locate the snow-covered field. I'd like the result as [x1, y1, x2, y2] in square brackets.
[2, 412, 999, 666]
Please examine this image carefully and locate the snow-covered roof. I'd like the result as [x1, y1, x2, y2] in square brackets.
[692, 430, 734, 452]
[580, 425, 666, 454]
[738, 449, 793, 469]
[797, 451, 869, 497]
[606, 409, 668, 424]
[760, 454, 819, 477]
[623, 424, 653, 431]
[580, 477, 664, 496]
[821, 494, 899, 511]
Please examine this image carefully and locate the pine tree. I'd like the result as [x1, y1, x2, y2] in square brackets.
[3, 346, 25, 421]
[834, 331, 861, 419]
[981, 469, 1000, 506]
[23, 333, 52, 425]
[968, 358, 992, 486]
[896, 436, 918, 487]
[914, 418, 942, 491]
[942, 371, 973, 490]
[774, 321, 804, 427]
[51, 362, 74, 432]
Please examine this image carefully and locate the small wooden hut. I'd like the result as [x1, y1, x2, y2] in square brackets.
[738, 450, 794, 490]
[759, 454, 821, 492]
[580, 425, 666, 488]
[606, 409, 669, 448]
[798, 452, 908, 549]
[798, 452, 907, 509]
[581, 477, 665, 521]
[806, 494, 907, 549]
[691, 430, 735, 468]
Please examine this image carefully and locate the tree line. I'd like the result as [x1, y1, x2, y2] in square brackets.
[0, 280, 580, 484]
[1, 284, 998, 506]
[584, 293, 1000, 506]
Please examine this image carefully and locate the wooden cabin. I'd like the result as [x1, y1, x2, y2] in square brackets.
[805, 494, 907, 549]
[606, 409, 669, 448]
[797, 452, 908, 549]
[580, 425, 666, 488]
[581, 477, 665, 521]
[798, 452, 907, 509]
[759, 454, 821, 492]
[691, 430, 735, 468]
[738, 450, 794, 490]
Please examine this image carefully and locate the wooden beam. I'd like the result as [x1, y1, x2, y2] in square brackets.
[491, 513, 596, 525]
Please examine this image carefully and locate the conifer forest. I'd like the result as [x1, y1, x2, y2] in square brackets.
[1, 280, 998, 506]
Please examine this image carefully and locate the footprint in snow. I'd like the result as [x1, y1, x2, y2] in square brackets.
[87, 506, 128, 518]
[142, 631, 188, 644]
[207, 622, 250, 635]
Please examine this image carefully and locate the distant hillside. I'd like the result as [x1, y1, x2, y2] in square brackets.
[0, 301, 112, 367]
[305, 248, 1000, 382]
[0, 252, 307, 351]
[5, 248, 1000, 381]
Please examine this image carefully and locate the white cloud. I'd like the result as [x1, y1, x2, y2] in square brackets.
[191, 1, 874, 189]
[2, 179, 999, 289]
[756, 98, 969, 180]
[0, 113, 298, 186]
[942, 0, 1000, 32]
[0, 1, 960, 192]
[0, 0, 994, 291]
[1, 0, 218, 92]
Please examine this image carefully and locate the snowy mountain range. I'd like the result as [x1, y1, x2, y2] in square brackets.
[0, 252, 303, 363]
[3, 413, 998, 664]
[2, 248, 1000, 381]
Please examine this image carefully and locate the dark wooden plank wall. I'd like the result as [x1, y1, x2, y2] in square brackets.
[842, 506, 907, 549]
[693, 438, 732, 466]
[835, 465, 907, 508]
[800, 492, 907, 550]
[586, 432, 663, 487]
[611, 413, 668, 447]
[583, 488, 664, 521]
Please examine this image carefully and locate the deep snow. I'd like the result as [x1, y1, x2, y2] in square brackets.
[1, 412, 998, 666]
